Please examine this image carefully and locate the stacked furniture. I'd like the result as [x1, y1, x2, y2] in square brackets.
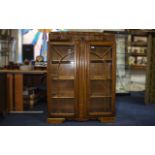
[47, 32, 116, 123]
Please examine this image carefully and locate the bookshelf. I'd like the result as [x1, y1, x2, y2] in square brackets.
[47, 32, 116, 123]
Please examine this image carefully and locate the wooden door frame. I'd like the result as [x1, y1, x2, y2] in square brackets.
[47, 41, 80, 118]
[85, 41, 116, 117]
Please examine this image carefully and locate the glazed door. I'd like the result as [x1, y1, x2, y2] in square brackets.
[48, 41, 79, 118]
[86, 41, 116, 117]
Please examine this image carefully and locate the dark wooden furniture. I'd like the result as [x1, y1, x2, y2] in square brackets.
[145, 33, 155, 104]
[0, 73, 7, 116]
[0, 70, 47, 111]
[47, 32, 116, 123]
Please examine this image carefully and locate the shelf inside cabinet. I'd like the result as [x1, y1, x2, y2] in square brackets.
[52, 76, 75, 80]
[90, 76, 112, 80]
[89, 112, 112, 116]
[90, 95, 112, 98]
[51, 95, 74, 99]
[90, 59, 112, 63]
[130, 64, 146, 69]
[50, 113, 75, 117]
[129, 53, 147, 57]
[129, 42, 148, 47]
[51, 60, 75, 64]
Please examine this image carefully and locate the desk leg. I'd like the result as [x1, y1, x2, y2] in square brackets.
[7, 74, 13, 112]
[15, 74, 23, 111]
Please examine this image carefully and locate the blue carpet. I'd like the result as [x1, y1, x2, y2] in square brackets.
[1, 92, 155, 126]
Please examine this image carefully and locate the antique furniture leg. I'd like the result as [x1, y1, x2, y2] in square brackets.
[14, 74, 23, 111]
[99, 116, 115, 123]
[7, 73, 14, 112]
[47, 118, 65, 124]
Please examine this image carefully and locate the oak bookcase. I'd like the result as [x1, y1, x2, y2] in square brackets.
[47, 32, 116, 123]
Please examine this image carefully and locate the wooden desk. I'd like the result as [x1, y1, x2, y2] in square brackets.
[0, 70, 47, 112]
